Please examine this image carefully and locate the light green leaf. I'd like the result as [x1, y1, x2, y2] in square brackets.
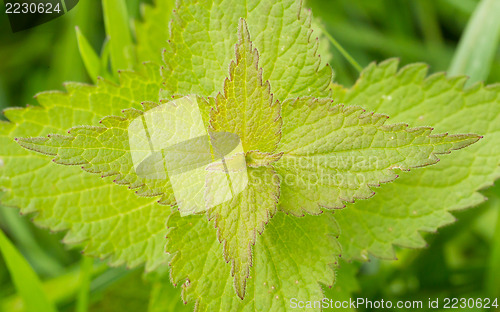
[332, 59, 500, 260]
[0, 64, 171, 270]
[207, 166, 280, 299]
[311, 19, 334, 69]
[274, 96, 480, 216]
[15, 102, 176, 205]
[14, 95, 217, 206]
[210, 19, 282, 153]
[166, 211, 340, 311]
[161, 0, 333, 100]
[0, 229, 57, 312]
[205, 23, 283, 297]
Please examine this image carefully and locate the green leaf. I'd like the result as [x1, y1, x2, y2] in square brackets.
[206, 23, 283, 297]
[311, 19, 334, 69]
[14, 95, 217, 206]
[274, 96, 480, 216]
[161, 0, 333, 100]
[0, 64, 171, 271]
[332, 59, 500, 260]
[210, 19, 282, 153]
[0, 229, 58, 312]
[166, 211, 340, 311]
[102, 0, 135, 73]
[207, 166, 280, 299]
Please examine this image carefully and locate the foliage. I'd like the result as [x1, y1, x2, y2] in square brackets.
[0, 0, 499, 311]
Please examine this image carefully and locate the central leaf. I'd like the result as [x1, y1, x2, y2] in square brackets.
[207, 19, 282, 299]
[210, 19, 282, 153]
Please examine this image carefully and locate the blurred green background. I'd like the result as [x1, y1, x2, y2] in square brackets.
[0, 0, 499, 311]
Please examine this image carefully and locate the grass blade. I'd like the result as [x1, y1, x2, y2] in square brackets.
[102, 0, 135, 74]
[76, 256, 93, 312]
[0, 229, 57, 312]
[448, 0, 500, 83]
[75, 27, 101, 83]
[99, 37, 115, 82]
[0, 206, 63, 277]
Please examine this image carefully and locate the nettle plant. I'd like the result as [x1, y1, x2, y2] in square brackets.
[1, 0, 499, 311]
